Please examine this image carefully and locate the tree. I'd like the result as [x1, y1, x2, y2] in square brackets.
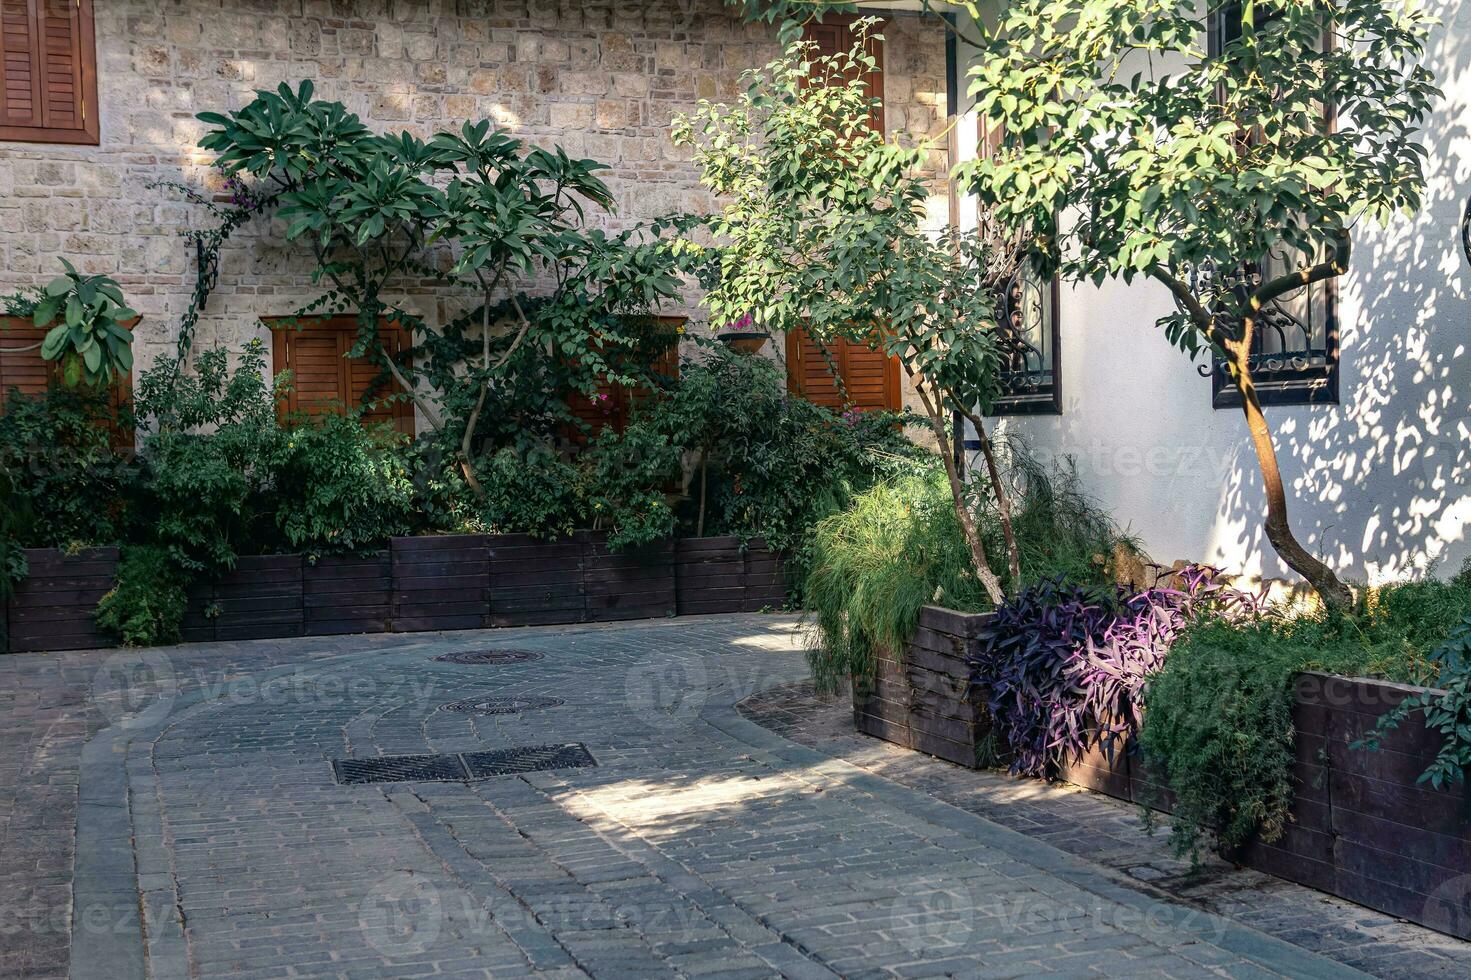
[194, 82, 690, 497]
[674, 32, 1025, 604]
[962, 0, 1438, 608]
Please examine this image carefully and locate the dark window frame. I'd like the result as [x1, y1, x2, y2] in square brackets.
[1206, 1, 1340, 410]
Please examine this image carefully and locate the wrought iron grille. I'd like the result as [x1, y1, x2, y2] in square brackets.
[992, 265, 1060, 415]
[1187, 253, 1339, 409]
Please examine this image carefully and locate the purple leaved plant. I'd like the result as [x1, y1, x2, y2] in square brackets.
[972, 565, 1262, 778]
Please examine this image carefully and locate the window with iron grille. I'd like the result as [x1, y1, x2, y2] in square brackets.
[1205, 1, 1339, 409]
[991, 263, 1061, 415]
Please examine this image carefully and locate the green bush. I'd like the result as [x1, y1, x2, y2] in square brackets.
[95, 545, 191, 647]
[271, 414, 415, 553]
[1138, 574, 1471, 861]
[0, 384, 130, 548]
[584, 423, 682, 550]
[477, 445, 587, 540]
[803, 450, 1131, 694]
[132, 341, 280, 572]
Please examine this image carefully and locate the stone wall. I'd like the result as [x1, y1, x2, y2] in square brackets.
[0, 0, 948, 396]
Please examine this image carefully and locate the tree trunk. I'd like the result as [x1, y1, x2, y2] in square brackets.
[962, 407, 1021, 588]
[1231, 344, 1353, 609]
[912, 383, 1006, 606]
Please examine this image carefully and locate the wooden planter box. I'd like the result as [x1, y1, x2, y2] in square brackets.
[5, 535, 787, 652]
[6, 548, 118, 652]
[674, 536, 791, 615]
[305, 551, 392, 635]
[1053, 671, 1471, 943]
[852, 605, 994, 769]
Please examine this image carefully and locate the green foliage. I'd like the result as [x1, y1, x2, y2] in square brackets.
[0, 468, 30, 604]
[962, 0, 1437, 355]
[1139, 576, 1471, 861]
[270, 413, 415, 553]
[194, 82, 696, 488]
[0, 385, 130, 547]
[803, 454, 1128, 694]
[132, 341, 280, 572]
[27, 260, 136, 388]
[584, 424, 682, 551]
[95, 545, 191, 647]
[805, 467, 987, 694]
[477, 446, 587, 540]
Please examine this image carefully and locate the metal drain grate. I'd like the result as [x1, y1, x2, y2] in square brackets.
[332, 743, 596, 785]
[433, 649, 545, 665]
[440, 695, 565, 715]
[462, 743, 596, 778]
[332, 753, 470, 785]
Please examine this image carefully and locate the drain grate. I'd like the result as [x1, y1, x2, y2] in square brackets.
[332, 743, 596, 785]
[433, 649, 545, 665]
[462, 743, 597, 778]
[440, 695, 565, 715]
[332, 753, 470, 785]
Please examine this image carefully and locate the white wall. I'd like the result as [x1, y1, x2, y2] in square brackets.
[965, 1, 1471, 585]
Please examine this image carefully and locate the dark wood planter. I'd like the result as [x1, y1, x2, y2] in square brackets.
[674, 536, 790, 615]
[5, 534, 788, 651]
[305, 551, 392, 635]
[1054, 671, 1471, 943]
[852, 605, 995, 769]
[7, 548, 117, 652]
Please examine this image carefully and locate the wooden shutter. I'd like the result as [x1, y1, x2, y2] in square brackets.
[785, 328, 900, 413]
[0, 314, 134, 448]
[269, 316, 415, 435]
[0, 0, 98, 144]
[785, 19, 898, 414]
[801, 16, 885, 134]
[565, 316, 683, 443]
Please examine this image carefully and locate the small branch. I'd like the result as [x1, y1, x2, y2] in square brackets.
[0, 341, 43, 354]
[1251, 232, 1351, 309]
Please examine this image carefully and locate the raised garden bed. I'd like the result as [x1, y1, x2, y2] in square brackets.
[1059, 672, 1471, 944]
[852, 620, 1471, 943]
[852, 605, 994, 769]
[5, 534, 788, 652]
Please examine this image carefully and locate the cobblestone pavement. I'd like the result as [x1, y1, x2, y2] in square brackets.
[0, 614, 1465, 979]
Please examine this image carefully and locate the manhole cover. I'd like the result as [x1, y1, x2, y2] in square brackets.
[440, 696, 565, 715]
[462, 743, 597, 777]
[433, 649, 544, 665]
[332, 754, 470, 785]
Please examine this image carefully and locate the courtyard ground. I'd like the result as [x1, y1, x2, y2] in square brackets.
[1, 614, 1468, 979]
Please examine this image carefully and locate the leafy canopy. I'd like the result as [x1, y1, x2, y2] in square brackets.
[961, 0, 1437, 355]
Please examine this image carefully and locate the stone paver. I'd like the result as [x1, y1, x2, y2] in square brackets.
[1, 614, 1467, 979]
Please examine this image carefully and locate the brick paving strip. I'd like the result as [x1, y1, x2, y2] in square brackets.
[1, 615, 1465, 978]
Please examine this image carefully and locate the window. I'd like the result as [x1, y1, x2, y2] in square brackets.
[784, 330, 901, 413]
[979, 117, 1062, 416]
[267, 316, 415, 434]
[1206, 1, 1339, 408]
[1, 0, 99, 145]
[785, 17, 901, 415]
[0, 316, 133, 447]
[565, 315, 683, 440]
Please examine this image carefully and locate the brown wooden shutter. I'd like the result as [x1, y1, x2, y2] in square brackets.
[269, 316, 415, 435]
[0, 314, 134, 448]
[785, 328, 900, 413]
[785, 19, 899, 414]
[0, 0, 97, 144]
[565, 316, 683, 443]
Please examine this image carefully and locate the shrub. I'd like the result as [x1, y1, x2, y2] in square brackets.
[476, 445, 587, 540]
[804, 467, 991, 694]
[132, 341, 280, 572]
[974, 566, 1263, 779]
[1137, 576, 1469, 862]
[0, 384, 131, 548]
[95, 545, 191, 647]
[584, 423, 682, 550]
[804, 449, 1132, 695]
[271, 414, 415, 553]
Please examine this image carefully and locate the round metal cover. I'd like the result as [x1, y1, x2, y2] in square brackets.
[440, 695, 565, 715]
[433, 649, 545, 665]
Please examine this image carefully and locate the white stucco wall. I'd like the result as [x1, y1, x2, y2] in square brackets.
[959, 1, 1471, 585]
